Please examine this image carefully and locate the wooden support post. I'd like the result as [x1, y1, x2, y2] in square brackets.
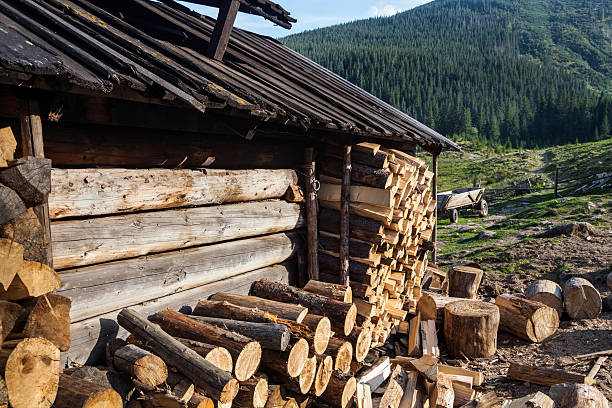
[19, 99, 52, 267]
[432, 151, 439, 264]
[554, 167, 559, 198]
[305, 148, 319, 281]
[206, 0, 240, 61]
[339, 145, 351, 286]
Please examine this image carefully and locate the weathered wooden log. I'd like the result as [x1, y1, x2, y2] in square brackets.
[0, 157, 51, 207]
[304, 147, 319, 281]
[251, 279, 357, 336]
[23, 293, 71, 351]
[3, 338, 60, 408]
[189, 316, 291, 351]
[319, 208, 384, 245]
[321, 159, 392, 189]
[506, 363, 595, 386]
[260, 338, 310, 378]
[116, 308, 239, 402]
[319, 232, 377, 262]
[300, 314, 332, 355]
[209, 292, 308, 323]
[313, 355, 334, 396]
[319, 252, 376, 286]
[525, 280, 564, 317]
[303, 280, 352, 303]
[49, 168, 298, 218]
[559, 384, 609, 408]
[233, 377, 268, 408]
[339, 145, 352, 286]
[60, 232, 299, 322]
[0, 300, 22, 347]
[0, 260, 61, 300]
[55, 374, 122, 408]
[150, 309, 261, 381]
[51, 200, 303, 269]
[0, 239, 23, 291]
[563, 277, 602, 319]
[326, 338, 353, 373]
[495, 294, 559, 342]
[112, 344, 168, 387]
[448, 265, 483, 299]
[0, 208, 48, 265]
[322, 371, 356, 408]
[0, 183, 26, 225]
[444, 300, 499, 358]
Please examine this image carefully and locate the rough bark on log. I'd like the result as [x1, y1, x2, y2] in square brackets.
[113, 344, 168, 387]
[251, 279, 357, 336]
[3, 338, 60, 408]
[444, 300, 499, 358]
[209, 292, 308, 323]
[321, 159, 392, 189]
[559, 384, 608, 408]
[55, 374, 122, 408]
[0, 300, 22, 347]
[322, 371, 356, 408]
[64, 365, 135, 404]
[326, 145, 389, 169]
[525, 280, 564, 317]
[0, 208, 48, 265]
[0, 183, 26, 225]
[116, 308, 239, 402]
[506, 363, 595, 386]
[300, 314, 332, 355]
[319, 208, 384, 245]
[233, 376, 268, 408]
[448, 265, 483, 299]
[563, 277, 602, 319]
[0, 238, 23, 290]
[260, 338, 309, 378]
[495, 294, 559, 342]
[326, 338, 353, 374]
[150, 309, 261, 381]
[303, 280, 352, 303]
[0, 157, 51, 207]
[49, 168, 298, 218]
[0, 260, 61, 300]
[23, 293, 71, 351]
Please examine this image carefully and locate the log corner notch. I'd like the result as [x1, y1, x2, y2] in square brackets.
[206, 0, 240, 61]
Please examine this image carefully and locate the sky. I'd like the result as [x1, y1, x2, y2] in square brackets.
[184, 0, 434, 38]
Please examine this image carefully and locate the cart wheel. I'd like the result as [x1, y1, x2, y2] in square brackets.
[449, 209, 459, 224]
[479, 200, 488, 217]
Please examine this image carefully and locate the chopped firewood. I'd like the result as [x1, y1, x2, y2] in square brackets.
[233, 376, 268, 408]
[0, 127, 17, 167]
[407, 355, 438, 383]
[420, 319, 439, 358]
[506, 392, 553, 408]
[261, 338, 310, 378]
[444, 300, 499, 358]
[0, 300, 22, 347]
[379, 365, 409, 408]
[458, 391, 505, 408]
[407, 314, 421, 356]
[322, 371, 356, 408]
[188, 393, 214, 408]
[438, 364, 483, 387]
[0, 260, 61, 300]
[0, 157, 51, 207]
[23, 293, 71, 351]
[358, 357, 392, 396]
[506, 363, 595, 386]
[495, 294, 559, 342]
[563, 277, 602, 319]
[452, 382, 476, 406]
[326, 337, 353, 373]
[0, 239, 23, 290]
[431, 373, 454, 408]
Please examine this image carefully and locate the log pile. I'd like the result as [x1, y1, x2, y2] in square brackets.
[318, 143, 437, 348]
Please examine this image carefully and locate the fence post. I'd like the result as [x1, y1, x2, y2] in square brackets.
[554, 167, 559, 198]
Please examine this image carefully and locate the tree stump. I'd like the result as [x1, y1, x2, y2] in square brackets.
[525, 280, 564, 317]
[448, 264, 483, 299]
[495, 294, 559, 342]
[563, 278, 601, 319]
[560, 384, 609, 408]
[443, 300, 499, 358]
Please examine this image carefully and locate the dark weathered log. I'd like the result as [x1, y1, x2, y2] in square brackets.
[112, 344, 168, 387]
[448, 265, 483, 299]
[189, 316, 291, 351]
[209, 292, 308, 323]
[55, 374, 122, 408]
[305, 148, 319, 280]
[319, 208, 384, 244]
[0, 157, 51, 207]
[444, 300, 499, 358]
[251, 279, 357, 336]
[321, 371, 356, 408]
[23, 293, 71, 351]
[150, 309, 261, 381]
[321, 159, 392, 189]
[563, 277, 602, 319]
[260, 338, 309, 378]
[506, 363, 595, 386]
[116, 308, 239, 402]
[303, 280, 352, 303]
[325, 338, 353, 374]
[495, 294, 559, 342]
[525, 280, 564, 317]
[319, 252, 375, 286]
[0, 208, 48, 265]
[64, 365, 135, 404]
[0, 183, 26, 225]
[0, 238, 23, 291]
[0, 300, 23, 347]
[233, 376, 268, 408]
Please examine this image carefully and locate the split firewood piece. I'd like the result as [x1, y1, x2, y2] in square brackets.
[0, 300, 23, 347]
[563, 277, 602, 319]
[0, 208, 47, 265]
[430, 373, 454, 408]
[326, 337, 353, 373]
[188, 393, 214, 408]
[358, 357, 392, 396]
[459, 391, 505, 408]
[525, 280, 564, 317]
[209, 292, 308, 322]
[378, 364, 408, 408]
[150, 309, 261, 381]
[0, 157, 51, 207]
[3, 337, 60, 408]
[0, 260, 61, 300]
[407, 314, 421, 357]
[303, 280, 352, 303]
[495, 294, 559, 342]
[233, 376, 268, 408]
[312, 355, 334, 396]
[559, 383, 609, 408]
[117, 309, 239, 403]
[0, 183, 27, 225]
[322, 371, 356, 408]
[506, 391, 553, 408]
[190, 316, 291, 351]
[452, 382, 476, 406]
[420, 319, 439, 358]
[112, 344, 168, 388]
[356, 383, 372, 408]
[251, 279, 357, 336]
[506, 363, 595, 386]
[23, 293, 71, 351]
[438, 364, 484, 386]
[407, 355, 438, 383]
[448, 265, 483, 299]
[0, 127, 17, 167]
[444, 300, 499, 358]
[55, 374, 122, 408]
[0, 239, 23, 290]
[397, 371, 418, 408]
[261, 338, 310, 378]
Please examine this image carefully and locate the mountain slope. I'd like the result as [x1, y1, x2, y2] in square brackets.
[281, 0, 612, 148]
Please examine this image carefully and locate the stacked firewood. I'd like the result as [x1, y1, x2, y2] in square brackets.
[317, 142, 436, 347]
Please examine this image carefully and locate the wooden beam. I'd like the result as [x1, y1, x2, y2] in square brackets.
[206, 0, 240, 60]
[339, 145, 351, 286]
[431, 151, 439, 264]
[305, 148, 319, 280]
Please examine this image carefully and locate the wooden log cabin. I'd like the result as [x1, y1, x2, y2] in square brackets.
[0, 0, 458, 366]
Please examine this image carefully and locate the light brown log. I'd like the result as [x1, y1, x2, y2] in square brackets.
[209, 292, 308, 323]
[416, 292, 464, 324]
[448, 265, 483, 299]
[337, 324, 372, 363]
[326, 338, 353, 373]
[431, 373, 454, 408]
[303, 280, 352, 303]
[113, 344, 168, 387]
[300, 314, 331, 355]
[0, 300, 22, 347]
[0, 183, 26, 225]
[188, 393, 214, 408]
[525, 280, 564, 317]
[452, 383, 476, 406]
[166, 373, 195, 406]
[49, 168, 297, 219]
[0, 260, 60, 300]
[495, 294, 559, 342]
[379, 365, 409, 408]
[559, 384, 608, 408]
[321, 159, 392, 189]
[507, 392, 553, 408]
[313, 355, 334, 396]
[0, 157, 51, 207]
[0, 208, 48, 265]
[393, 355, 437, 383]
[4, 338, 60, 408]
[0, 127, 16, 167]
[321, 371, 356, 408]
[261, 338, 310, 378]
[117, 308, 238, 402]
[443, 300, 499, 358]
[23, 293, 71, 351]
[0, 238, 23, 290]
[506, 363, 595, 386]
[438, 364, 484, 387]
[563, 277, 602, 319]
[233, 377, 268, 408]
[151, 309, 261, 381]
[55, 374, 122, 408]
[251, 279, 357, 336]
[297, 356, 317, 394]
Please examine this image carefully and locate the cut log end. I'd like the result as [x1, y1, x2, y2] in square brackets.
[444, 300, 499, 358]
[313, 317, 331, 355]
[287, 338, 310, 378]
[355, 326, 373, 363]
[564, 278, 602, 320]
[343, 304, 357, 336]
[204, 346, 233, 373]
[253, 378, 269, 408]
[55, 374, 122, 408]
[234, 341, 262, 382]
[313, 355, 333, 396]
[334, 341, 353, 374]
[298, 356, 317, 394]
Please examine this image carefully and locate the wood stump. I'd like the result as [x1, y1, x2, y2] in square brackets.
[448, 264, 483, 299]
[563, 278, 601, 319]
[443, 300, 499, 358]
[525, 280, 564, 317]
[495, 294, 559, 342]
[55, 374, 123, 408]
[560, 384, 609, 408]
